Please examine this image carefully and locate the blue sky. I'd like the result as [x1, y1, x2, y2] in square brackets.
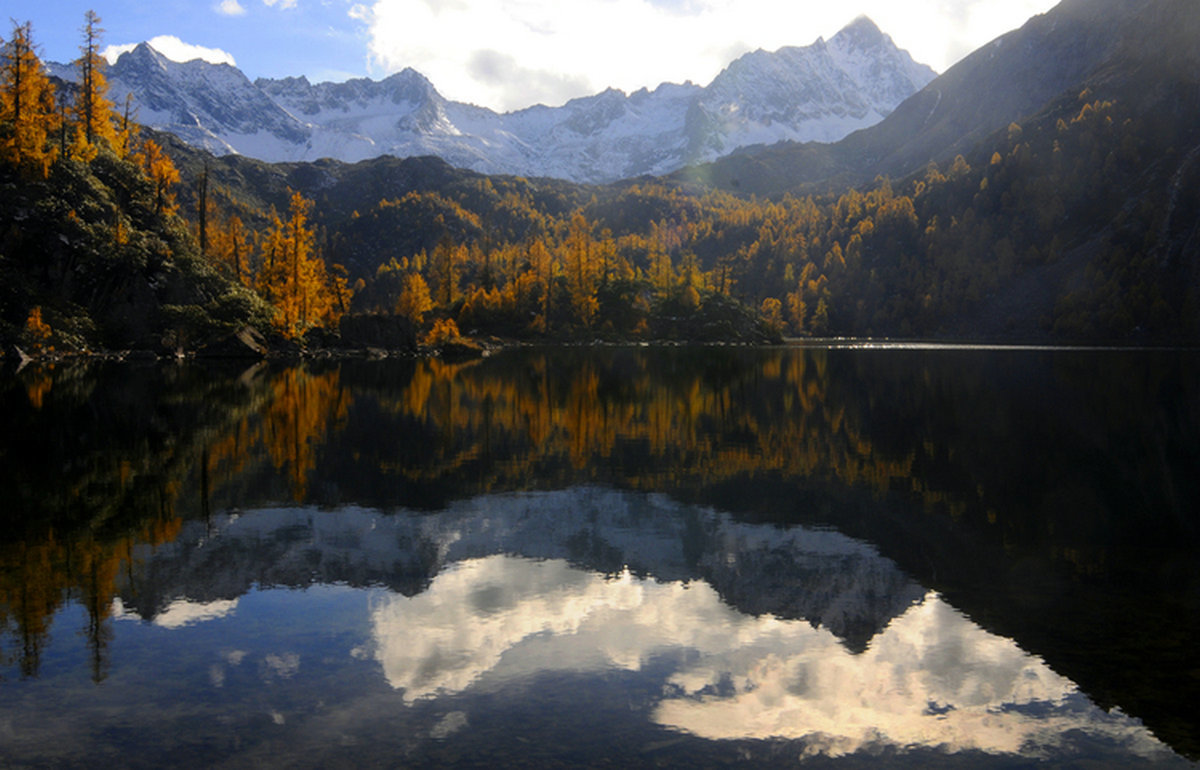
[12, 0, 1059, 112]
[18, 0, 368, 84]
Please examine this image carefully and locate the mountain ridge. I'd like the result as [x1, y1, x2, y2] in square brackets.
[677, 0, 1178, 195]
[48, 18, 934, 184]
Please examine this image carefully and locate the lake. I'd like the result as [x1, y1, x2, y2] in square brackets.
[2, 345, 1198, 768]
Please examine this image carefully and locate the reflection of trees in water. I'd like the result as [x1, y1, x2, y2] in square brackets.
[4, 349, 1188, 675]
[0, 517, 182, 680]
[1, 362, 356, 679]
[360, 348, 921, 503]
[1, 350, 1197, 757]
[258, 367, 350, 502]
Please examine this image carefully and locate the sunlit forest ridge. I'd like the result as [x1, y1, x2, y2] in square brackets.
[4, 7, 1200, 352]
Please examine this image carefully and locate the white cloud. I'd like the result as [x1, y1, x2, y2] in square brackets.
[216, 0, 248, 16]
[351, 0, 1058, 112]
[104, 35, 238, 67]
[264, 0, 300, 8]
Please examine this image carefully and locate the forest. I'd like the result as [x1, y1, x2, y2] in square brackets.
[0, 15, 352, 355]
[4, 347, 1198, 755]
[3, 12, 1199, 355]
[316, 89, 1198, 343]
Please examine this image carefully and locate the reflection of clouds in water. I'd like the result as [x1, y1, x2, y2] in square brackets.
[263, 652, 301, 680]
[112, 597, 239, 628]
[371, 555, 1172, 760]
[372, 555, 726, 701]
[431, 711, 469, 740]
[659, 598, 1105, 757]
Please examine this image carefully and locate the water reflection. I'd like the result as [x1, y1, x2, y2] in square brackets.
[2, 491, 1185, 766]
[656, 595, 1157, 758]
[373, 552, 1166, 760]
[113, 596, 239, 629]
[347, 489, 1171, 762]
[1, 348, 1198, 766]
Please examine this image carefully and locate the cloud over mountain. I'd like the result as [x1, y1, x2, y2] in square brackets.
[351, 0, 1055, 112]
[104, 35, 237, 67]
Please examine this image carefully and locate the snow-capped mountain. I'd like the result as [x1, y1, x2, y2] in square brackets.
[686, 16, 939, 160]
[99, 42, 311, 156]
[56, 17, 934, 183]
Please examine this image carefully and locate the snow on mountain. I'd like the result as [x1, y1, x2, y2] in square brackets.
[52, 18, 934, 183]
[99, 42, 311, 157]
[687, 17, 937, 161]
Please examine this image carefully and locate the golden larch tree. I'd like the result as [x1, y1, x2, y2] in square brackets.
[0, 21, 61, 176]
[396, 271, 434, 326]
[527, 238, 553, 332]
[211, 211, 254, 287]
[71, 10, 117, 157]
[257, 191, 347, 339]
[137, 138, 179, 215]
[564, 211, 599, 328]
[113, 92, 139, 160]
[429, 237, 461, 307]
[760, 297, 784, 337]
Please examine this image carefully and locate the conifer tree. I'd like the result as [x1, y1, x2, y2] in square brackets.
[528, 239, 553, 332]
[256, 191, 347, 339]
[396, 271, 434, 326]
[430, 237, 461, 307]
[284, 190, 320, 335]
[196, 162, 210, 257]
[565, 212, 599, 328]
[114, 92, 138, 160]
[137, 138, 179, 215]
[649, 240, 674, 298]
[71, 10, 117, 156]
[212, 212, 253, 286]
[0, 21, 61, 176]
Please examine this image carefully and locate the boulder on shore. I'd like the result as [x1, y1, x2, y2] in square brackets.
[196, 327, 269, 359]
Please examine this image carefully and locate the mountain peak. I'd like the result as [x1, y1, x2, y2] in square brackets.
[375, 68, 444, 107]
[831, 16, 887, 50]
[67, 17, 933, 183]
[114, 42, 170, 72]
[843, 15, 883, 35]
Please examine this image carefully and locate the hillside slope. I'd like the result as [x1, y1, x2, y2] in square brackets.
[677, 0, 1160, 194]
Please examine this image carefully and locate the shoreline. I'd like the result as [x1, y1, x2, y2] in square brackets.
[6, 335, 1198, 370]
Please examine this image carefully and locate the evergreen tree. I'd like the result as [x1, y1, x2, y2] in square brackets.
[196, 162, 210, 257]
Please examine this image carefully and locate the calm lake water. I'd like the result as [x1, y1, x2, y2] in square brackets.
[1, 345, 1198, 768]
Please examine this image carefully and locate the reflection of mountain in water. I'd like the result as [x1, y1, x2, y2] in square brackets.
[108, 489, 1182, 763]
[119, 488, 924, 652]
[366, 555, 1174, 761]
